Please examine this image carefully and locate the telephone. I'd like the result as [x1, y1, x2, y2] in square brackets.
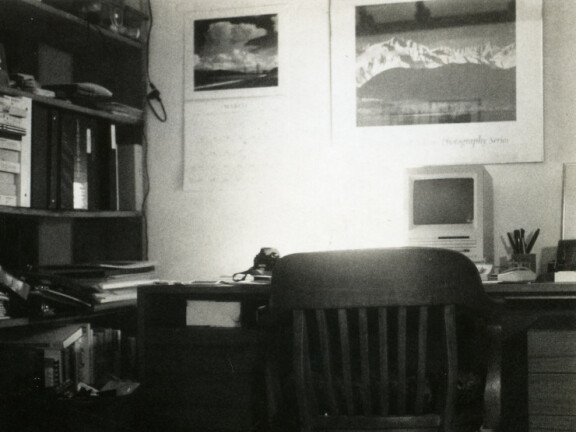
[233, 248, 280, 281]
[23, 271, 95, 316]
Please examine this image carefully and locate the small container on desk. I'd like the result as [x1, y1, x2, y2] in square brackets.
[511, 253, 537, 273]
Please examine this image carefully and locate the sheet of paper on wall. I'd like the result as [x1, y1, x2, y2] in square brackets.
[562, 163, 576, 239]
[186, 300, 241, 327]
[183, 99, 290, 192]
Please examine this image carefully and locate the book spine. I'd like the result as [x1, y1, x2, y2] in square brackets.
[118, 143, 144, 211]
[73, 323, 93, 385]
[109, 124, 119, 210]
[43, 349, 62, 388]
[48, 110, 61, 209]
[59, 113, 75, 209]
[17, 97, 31, 207]
[86, 118, 101, 210]
[73, 116, 88, 210]
[31, 105, 51, 208]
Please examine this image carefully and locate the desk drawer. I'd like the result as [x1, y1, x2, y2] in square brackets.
[528, 356, 576, 373]
[528, 329, 576, 359]
[529, 373, 576, 415]
[530, 415, 576, 431]
[144, 375, 256, 409]
[143, 345, 263, 376]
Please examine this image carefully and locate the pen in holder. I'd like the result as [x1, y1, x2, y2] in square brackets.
[510, 253, 536, 273]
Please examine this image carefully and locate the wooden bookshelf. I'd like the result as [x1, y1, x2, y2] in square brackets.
[0, 300, 136, 330]
[0, 0, 149, 269]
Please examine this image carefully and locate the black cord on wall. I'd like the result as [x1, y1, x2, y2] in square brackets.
[145, 0, 167, 122]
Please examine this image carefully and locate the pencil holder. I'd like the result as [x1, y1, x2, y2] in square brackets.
[510, 253, 536, 273]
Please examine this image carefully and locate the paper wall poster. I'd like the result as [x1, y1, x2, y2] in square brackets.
[184, 4, 287, 100]
[331, 0, 543, 166]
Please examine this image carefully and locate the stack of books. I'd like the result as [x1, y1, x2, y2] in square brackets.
[0, 291, 9, 319]
[2, 323, 91, 394]
[0, 94, 31, 207]
[0, 322, 136, 394]
[40, 261, 158, 305]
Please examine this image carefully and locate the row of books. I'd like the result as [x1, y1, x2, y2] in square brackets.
[31, 104, 143, 211]
[0, 91, 143, 211]
[0, 94, 31, 207]
[0, 322, 136, 394]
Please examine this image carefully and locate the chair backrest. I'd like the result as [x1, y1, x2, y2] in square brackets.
[269, 247, 492, 432]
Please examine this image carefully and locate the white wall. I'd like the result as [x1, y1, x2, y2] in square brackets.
[145, 0, 576, 280]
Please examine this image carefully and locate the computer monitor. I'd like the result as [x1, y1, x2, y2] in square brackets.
[406, 165, 493, 263]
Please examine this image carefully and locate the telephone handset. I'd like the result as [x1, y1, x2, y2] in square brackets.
[233, 248, 280, 281]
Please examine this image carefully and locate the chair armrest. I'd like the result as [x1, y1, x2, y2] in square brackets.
[482, 321, 502, 431]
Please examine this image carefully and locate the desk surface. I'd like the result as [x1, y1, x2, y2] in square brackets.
[139, 281, 270, 296]
[483, 282, 576, 299]
[145, 281, 576, 300]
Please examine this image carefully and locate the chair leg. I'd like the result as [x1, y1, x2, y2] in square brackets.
[482, 322, 502, 432]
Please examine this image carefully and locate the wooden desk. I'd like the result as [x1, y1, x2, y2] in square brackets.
[482, 282, 576, 431]
[137, 282, 574, 432]
[484, 281, 576, 300]
[527, 315, 576, 432]
[137, 282, 270, 432]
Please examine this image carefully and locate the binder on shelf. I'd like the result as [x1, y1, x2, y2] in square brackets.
[31, 105, 52, 208]
[59, 113, 76, 209]
[84, 120, 120, 211]
[73, 118, 89, 210]
[48, 110, 61, 209]
[60, 114, 91, 210]
[118, 143, 143, 211]
[109, 124, 120, 210]
[31, 106, 61, 209]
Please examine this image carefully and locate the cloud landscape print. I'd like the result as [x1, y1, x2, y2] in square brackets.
[193, 14, 278, 91]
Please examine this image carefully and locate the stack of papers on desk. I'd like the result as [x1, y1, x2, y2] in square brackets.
[554, 271, 576, 282]
[40, 261, 159, 304]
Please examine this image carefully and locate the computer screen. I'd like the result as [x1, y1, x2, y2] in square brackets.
[413, 178, 474, 225]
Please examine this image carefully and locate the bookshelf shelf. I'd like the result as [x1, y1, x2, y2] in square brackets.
[0, 86, 143, 126]
[1, 0, 144, 50]
[0, 300, 136, 329]
[0, 205, 141, 218]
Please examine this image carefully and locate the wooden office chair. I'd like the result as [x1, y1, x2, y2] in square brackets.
[265, 248, 501, 432]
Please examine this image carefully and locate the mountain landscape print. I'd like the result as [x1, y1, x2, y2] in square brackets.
[193, 13, 278, 92]
[356, 0, 516, 127]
